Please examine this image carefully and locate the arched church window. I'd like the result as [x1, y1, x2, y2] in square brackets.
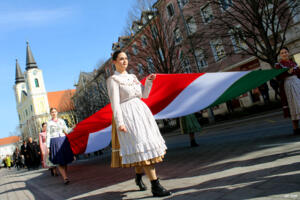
[35, 79, 39, 87]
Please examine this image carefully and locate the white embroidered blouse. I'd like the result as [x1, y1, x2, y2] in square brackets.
[106, 71, 153, 128]
[46, 118, 69, 148]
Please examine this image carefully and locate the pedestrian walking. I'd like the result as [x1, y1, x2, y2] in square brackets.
[5, 155, 11, 169]
[13, 147, 22, 169]
[179, 114, 201, 147]
[20, 140, 28, 169]
[46, 108, 74, 184]
[39, 122, 58, 176]
[275, 47, 300, 135]
[26, 137, 41, 169]
[270, 79, 280, 100]
[258, 82, 270, 104]
[107, 50, 171, 197]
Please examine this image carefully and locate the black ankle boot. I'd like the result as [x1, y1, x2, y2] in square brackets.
[190, 139, 199, 147]
[135, 174, 147, 191]
[151, 179, 171, 197]
[293, 128, 300, 135]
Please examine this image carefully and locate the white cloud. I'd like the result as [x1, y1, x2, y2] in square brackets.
[0, 7, 74, 28]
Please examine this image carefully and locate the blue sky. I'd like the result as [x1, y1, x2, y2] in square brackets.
[0, 0, 136, 138]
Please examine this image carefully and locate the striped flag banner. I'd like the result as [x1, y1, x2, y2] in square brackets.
[67, 69, 286, 154]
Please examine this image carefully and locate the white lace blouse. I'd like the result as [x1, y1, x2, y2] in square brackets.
[106, 71, 153, 128]
[46, 118, 69, 148]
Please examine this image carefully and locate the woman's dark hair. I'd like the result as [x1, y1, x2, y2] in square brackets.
[280, 46, 289, 52]
[50, 107, 57, 112]
[42, 122, 47, 127]
[112, 50, 124, 61]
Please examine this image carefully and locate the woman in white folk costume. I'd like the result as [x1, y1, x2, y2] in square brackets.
[47, 108, 74, 185]
[275, 47, 300, 135]
[107, 50, 171, 197]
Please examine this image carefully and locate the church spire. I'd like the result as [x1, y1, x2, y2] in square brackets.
[15, 59, 25, 84]
[26, 41, 38, 70]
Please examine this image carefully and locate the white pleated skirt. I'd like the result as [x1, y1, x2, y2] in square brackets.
[117, 98, 167, 164]
[284, 75, 300, 120]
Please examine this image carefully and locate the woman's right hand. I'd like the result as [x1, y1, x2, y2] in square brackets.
[288, 68, 294, 74]
[118, 125, 127, 132]
[47, 148, 50, 154]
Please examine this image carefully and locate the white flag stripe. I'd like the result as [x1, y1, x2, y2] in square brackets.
[154, 72, 249, 119]
[85, 126, 112, 153]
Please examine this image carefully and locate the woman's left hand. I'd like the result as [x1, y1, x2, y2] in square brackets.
[148, 74, 156, 81]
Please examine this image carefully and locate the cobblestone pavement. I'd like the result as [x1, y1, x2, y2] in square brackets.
[1, 112, 300, 200]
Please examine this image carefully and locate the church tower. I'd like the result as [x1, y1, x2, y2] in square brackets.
[14, 42, 50, 140]
[14, 59, 26, 106]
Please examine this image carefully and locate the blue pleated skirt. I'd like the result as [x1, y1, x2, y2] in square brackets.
[50, 136, 74, 165]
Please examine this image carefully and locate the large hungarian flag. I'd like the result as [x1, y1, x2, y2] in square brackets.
[67, 69, 285, 154]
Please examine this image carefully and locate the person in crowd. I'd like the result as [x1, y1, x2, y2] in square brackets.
[5, 155, 12, 169]
[275, 47, 300, 135]
[270, 79, 280, 101]
[47, 108, 74, 184]
[180, 114, 201, 147]
[107, 50, 171, 197]
[13, 147, 22, 169]
[26, 137, 41, 169]
[39, 122, 58, 176]
[258, 82, 270, 104]
[20, 140, 28, 169]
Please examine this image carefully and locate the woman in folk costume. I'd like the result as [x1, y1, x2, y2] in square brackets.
[107, 50, 171, 197]
[180, 114, 201, 147]
[47, 108, 74, 184]
[275, 47, 300, 135]
[39, 122, 58, 176]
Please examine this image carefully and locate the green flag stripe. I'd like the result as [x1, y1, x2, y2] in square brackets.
[209, 69, 286, 107]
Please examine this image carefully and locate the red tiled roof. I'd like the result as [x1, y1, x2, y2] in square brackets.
[47, 89, 76, 113]
[0, 136, 20, 146]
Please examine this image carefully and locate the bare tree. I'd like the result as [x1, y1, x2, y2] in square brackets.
[190, 0, 300, 67]
[128, 11, 204, 76]
[122, 0, 157, 36]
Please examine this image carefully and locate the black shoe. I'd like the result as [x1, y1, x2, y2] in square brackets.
[190, 140, 199, 147]
[135, 174, 147, 191]
[151, 179, 171, 197]
[64, 178, 70, 185]
[50, 168, 54, 176]
[293, 128, 300, 135]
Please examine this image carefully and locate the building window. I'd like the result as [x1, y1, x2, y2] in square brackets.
[180, 51, 192, 73]
[34, 78, 39, 87]
[174, 28, 183, 45]
[25, 109, 28, 116]
[158, 48, 165, 62]
[220, 0, 233, 11]
[210, 39, 226, 61]
[178, 0, 189, 8]
[151, 25, 158, 39]
[125, 50, 130, 60]
[138, 63, 144, 75]
[111, 64, 116, 71]
[201, 3, 214, 23]
[129, 68, 134, 74]
[187, 16, 197, 34]
[106, 68, 110, 76]
[147, 57, 155, 73]
[141, 35, 148, 48]
[132, 42, 139, 55]
[229, 26, 247, 52]
[30, 105, 33, 112]
[195, 49, 208, 69]
[167, 3, 175, 18]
